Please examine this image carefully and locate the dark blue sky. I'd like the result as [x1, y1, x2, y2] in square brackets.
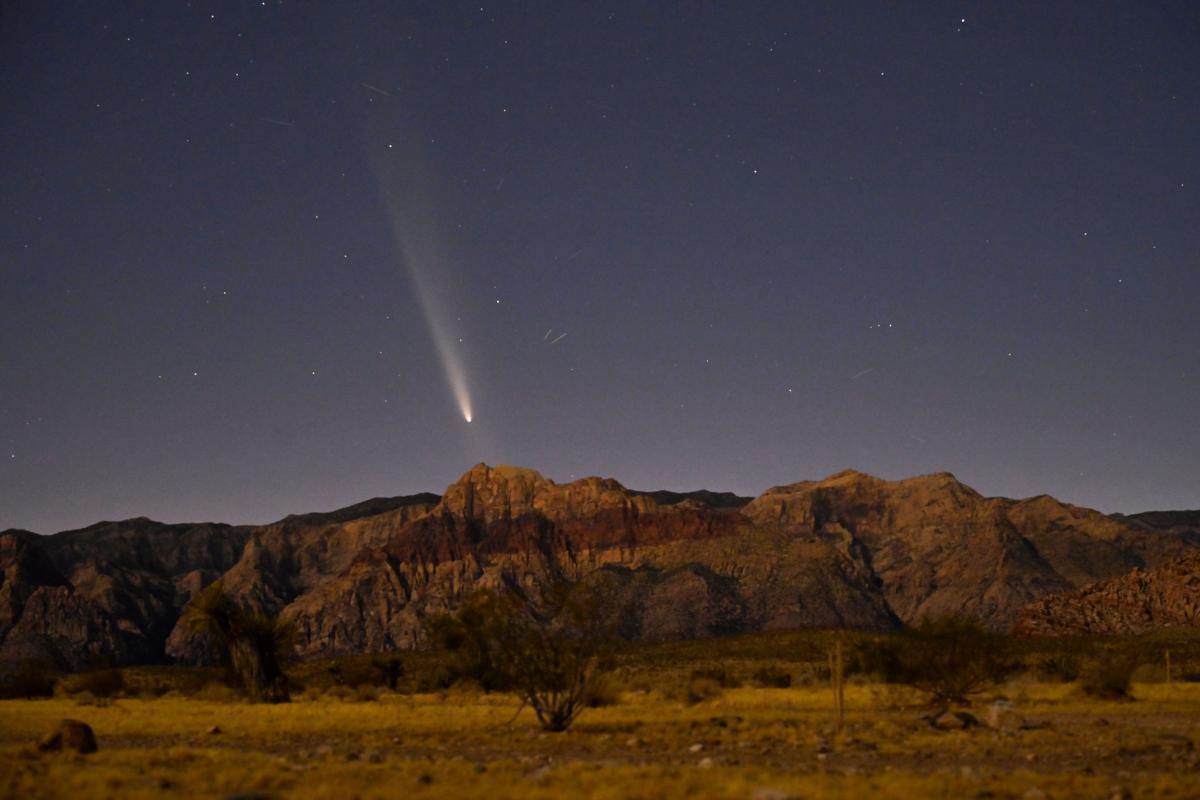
[3, 1, 1198, 533]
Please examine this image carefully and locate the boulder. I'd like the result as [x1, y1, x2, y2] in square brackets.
[38, 719, 97, 754]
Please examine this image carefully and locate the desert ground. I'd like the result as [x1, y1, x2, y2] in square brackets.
[3, 634, 1200, 799]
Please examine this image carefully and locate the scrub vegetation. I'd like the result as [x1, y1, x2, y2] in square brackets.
[3, 627, 1200, 799]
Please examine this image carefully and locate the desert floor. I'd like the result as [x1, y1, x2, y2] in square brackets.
[2, 680, 1199, 799]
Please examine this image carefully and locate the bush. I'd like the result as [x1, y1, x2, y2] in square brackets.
[1035, 653, 1081, 683]
[191, 681, 242, 703]
[1131, 663, 1167, 684]
[853, 615, 1014, 704]
[59, 668, 126, 699]
[425, 579, 624, 732]
[415, 664, 458, 692]
[851, 636, 905, 681]
[0, 660, 58, 699]
[792, 664, 826, 687]
[370, 655, 404, 691]
[752, 665, 792, 689]
[325, 685, 355, 701]
[425, 596, 514, 692]
[353, 685, 380, 702]
[582, 675, 622, 707]
[689, 667, 740, 688]
[684, 676, 723, 704]
[1081, 655, 1137, 700]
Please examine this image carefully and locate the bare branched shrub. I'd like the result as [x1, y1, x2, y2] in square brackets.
[185, 582, 295, 703]
[854, 615, 1014, 704]
[1036, 653, 1081, 683]
[427, 578, 622, 732]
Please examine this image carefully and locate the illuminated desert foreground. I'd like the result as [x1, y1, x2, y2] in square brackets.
[4, 632, 1200, 800]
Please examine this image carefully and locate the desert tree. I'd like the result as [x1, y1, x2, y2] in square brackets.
[185, 582, 295, 703]
[428, 574, 623, 732]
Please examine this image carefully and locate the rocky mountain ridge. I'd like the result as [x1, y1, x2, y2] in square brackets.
[1014, 553, 1200, 635]
[1, 464, 1196, 670]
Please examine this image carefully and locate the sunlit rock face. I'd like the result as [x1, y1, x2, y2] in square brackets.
[2, 464, 1197, 669]
[741, 469, 1195, 629]
[1014, 553, 1200, 636]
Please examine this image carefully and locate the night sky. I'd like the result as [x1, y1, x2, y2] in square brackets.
[3, 2, 1198, 534]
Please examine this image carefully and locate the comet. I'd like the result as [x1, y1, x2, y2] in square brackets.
[365, 117, 474, 424]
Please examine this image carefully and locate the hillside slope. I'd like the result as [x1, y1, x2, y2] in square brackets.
[2, 465, 1195, 669]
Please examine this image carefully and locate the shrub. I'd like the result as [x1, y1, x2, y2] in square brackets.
[853, 615, 1014, 704]
[1035, 653, 1081, 683]
[689, 667, 740, 688]
[850, 636, 905, 681]
[752, 665, 792, 689]
[792, 664, 824, 687]
[325, 685, 355, 701]
[1080, 655, 1137, 700]
[191, 681, 242, 703]
[1131, 663, 1167, 684]
[0, 660, 58, 699]
[353, 685, 380, 702]
[684, 676, 724, 704]
[582, 675, 622, 707]
[370, 655, 404, 691]
[415, 664, 458, 692]
[425, 595, 514, 692]
[426, 578, 623, 732]
[59, 668, 126, 699]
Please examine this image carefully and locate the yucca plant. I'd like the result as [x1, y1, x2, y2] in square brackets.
[185, 583, 295, 703]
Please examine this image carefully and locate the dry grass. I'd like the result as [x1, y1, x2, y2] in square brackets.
[2, 681, 1199, 798]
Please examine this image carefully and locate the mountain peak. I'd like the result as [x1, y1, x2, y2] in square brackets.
[820, 469, 881, 485]
[439, 463, 556, 522]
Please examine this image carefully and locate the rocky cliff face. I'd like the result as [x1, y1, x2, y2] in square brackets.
[162, 495, 439, 662]
[1014, 554, 1200, 635]
[0, 520, 249, 670]
[2, 465, 1197, 670]
[281, 465, 897, 657]
[741, 470, 1194, 628]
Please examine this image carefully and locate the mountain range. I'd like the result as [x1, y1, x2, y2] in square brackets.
[2, 464, 1198, 672]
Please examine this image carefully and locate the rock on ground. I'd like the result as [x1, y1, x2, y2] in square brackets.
[37, 719, 97, 754]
